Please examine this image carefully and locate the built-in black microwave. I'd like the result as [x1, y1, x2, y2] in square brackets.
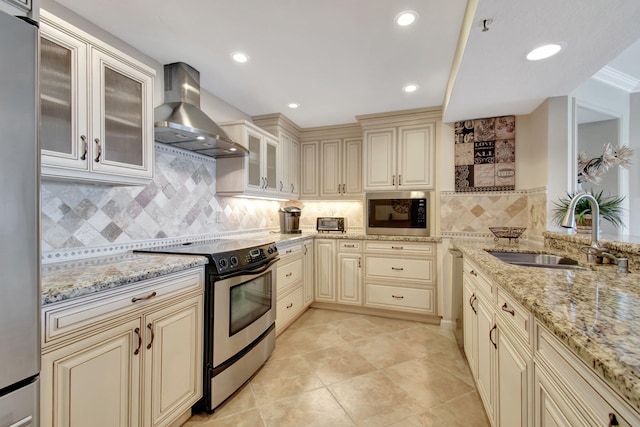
[365, 191, 431, 236]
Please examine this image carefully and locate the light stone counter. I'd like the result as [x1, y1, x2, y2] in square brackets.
[41, 253, 208, 306]
[454, 238, 640, 411]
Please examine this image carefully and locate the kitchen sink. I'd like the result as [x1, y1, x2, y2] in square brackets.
[486, 251, 587, 270]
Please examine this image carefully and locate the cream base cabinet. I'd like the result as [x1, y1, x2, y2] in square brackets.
[275, 241, 305, 335]
[336, 241, 362, 306]
[475, 292, 496, 422]
[314, 239, 337, 302]
[41, 268, 204, 427]
[42, 319, 141, 427]
[363, 242, 436, 315]
[497, 321, 531, 427]
[40, 11, 155, 185]
[302, 240, 314, 306]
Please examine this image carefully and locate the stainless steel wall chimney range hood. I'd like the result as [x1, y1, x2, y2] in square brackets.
[154, 62, 248, 158]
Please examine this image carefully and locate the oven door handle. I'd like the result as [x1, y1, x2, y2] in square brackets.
[216, 257, 280, 280]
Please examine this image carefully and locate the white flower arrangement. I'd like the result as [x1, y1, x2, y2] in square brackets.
[577, 143, 634, 184]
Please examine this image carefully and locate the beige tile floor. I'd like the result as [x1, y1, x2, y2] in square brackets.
[185, 308, 490, 427]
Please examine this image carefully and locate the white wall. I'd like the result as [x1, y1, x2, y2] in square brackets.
[544, 97, 572, 231]
[631, 93, 640, 235]
[570, 78, 634, 235]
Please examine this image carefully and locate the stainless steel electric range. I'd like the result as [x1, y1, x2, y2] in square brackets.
[137, 238, 279, 412]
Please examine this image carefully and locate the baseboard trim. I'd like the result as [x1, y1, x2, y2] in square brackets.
[309, 302, 441, 324]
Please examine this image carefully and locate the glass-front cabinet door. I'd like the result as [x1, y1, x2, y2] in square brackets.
[39, 23, 89, 171]
[246, 131, 262, 190]
[90, 48, 153, 180]
[39, 11, 155, 185]
[265, 137, 278, 193]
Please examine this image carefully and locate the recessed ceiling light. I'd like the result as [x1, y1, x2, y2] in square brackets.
[526, 43, 564, 61]
[229, 147, 237, 152]
[231, 52, 250, 63]
[196, 135, 205, 141]
[403, 83, 419, 93]
[395, 10, 418, 27]
[288, 103, 300, 109]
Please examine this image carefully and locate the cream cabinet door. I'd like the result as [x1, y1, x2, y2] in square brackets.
[303, 240, 314, 306]
[364, 128, 396, 190]
[320, 139, 342, 197]
[342, 138, 362, 195]
[300, 142, 319, 198]
[497, 324, 530, 427]
[397, 124, 434, 189]
[463, 279, 478, 378]
[90, 48, 154, 181]
[41, 319, 141, 427]
[143, 295, 203, 427]
[337, 252, 362, 305]
[264, 135, 279, 194]
[476, 293, 495, 422]
[314, 239, 336, 302]
[534, 366, 586, 427]
[39, 22, 89, 172]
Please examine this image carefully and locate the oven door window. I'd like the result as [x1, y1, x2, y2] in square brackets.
[229, 271, 272, 336]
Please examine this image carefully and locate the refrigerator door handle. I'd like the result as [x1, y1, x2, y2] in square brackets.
[9, 415, 33, 427]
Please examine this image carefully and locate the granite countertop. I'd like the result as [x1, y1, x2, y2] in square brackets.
[454, 239, 640, 411]
[41, 253, 208, 306]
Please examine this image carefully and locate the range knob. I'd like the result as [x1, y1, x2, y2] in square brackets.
[230, 256, 238, 267]
[218, 258, 228, 269]
[268, 246, 275, 254]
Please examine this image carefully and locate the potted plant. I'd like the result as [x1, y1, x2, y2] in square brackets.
[552, 189, 625, 230]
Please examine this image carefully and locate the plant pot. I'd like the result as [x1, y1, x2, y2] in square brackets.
[576, 214, 597, 234]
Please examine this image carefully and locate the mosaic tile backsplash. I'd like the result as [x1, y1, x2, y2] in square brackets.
[440, 188, 546, 239]
[41, 144, 282, 253]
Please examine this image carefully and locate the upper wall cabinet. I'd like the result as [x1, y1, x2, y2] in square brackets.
[39, 11, 155, 185]
[298, 123, 363, 200]
[216, 120, 280, 198]
[358, 108, 440, 192]
[252, 113, 301, 200]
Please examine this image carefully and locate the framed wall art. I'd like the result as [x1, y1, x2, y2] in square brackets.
[454, 115, 515, 192]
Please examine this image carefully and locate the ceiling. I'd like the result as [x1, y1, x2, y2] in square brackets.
[53, 0, 640, 128]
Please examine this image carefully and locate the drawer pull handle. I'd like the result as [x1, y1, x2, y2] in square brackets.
[286, 272, 293, 277]
[286, 303, 293, 309]
[392, 267, 404, 271]
[80, 135, 88, 160]
[392, 294, 404, 299]
[304, 245, 308, 255]
[146, 323, 155, 349]
[609, 413, 619, 426]
[470, 270, 478, 277]
[501, 303, 515, 316]
[391, 246, 404, 250]
[94, 138, 102, 162]
[132, 291, 157, 303]
[134, 327, 142, 355]
[344, 244, 356, 248]
[489, 324, 497, 349]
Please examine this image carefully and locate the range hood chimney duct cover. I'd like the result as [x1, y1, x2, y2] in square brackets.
[154, 62, 248, 158]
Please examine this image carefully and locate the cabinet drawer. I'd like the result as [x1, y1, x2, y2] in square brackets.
[365, 283, 433, 313]
[497, 288, 532, 346]
[536, 324, 639, 426]
[278, 242, 303, 259]
[463, 260, 493, 298]
[277, 257, 303, 293]
[276, 286, 304, 332]
[364, 241, 433, 255]
[338, 240, 361, 251]
[43, 268, 204, 345]
[365, 256, 433, 282]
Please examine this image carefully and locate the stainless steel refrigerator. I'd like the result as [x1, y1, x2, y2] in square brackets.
[0, 8, 40, 427]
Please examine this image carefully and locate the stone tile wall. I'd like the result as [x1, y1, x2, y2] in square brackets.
[41, 144, 281, 255]
[440, 188, 547, 239]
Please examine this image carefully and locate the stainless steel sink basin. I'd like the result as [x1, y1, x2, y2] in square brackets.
[486, 251, 587, 270]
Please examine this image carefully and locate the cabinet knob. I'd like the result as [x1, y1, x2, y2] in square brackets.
[286, 272, 293, 278]
[608, 413, 619, 426]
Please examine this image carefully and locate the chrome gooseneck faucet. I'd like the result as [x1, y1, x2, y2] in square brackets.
[561, 192, 629, 272]
[560, 192, 605, 253]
